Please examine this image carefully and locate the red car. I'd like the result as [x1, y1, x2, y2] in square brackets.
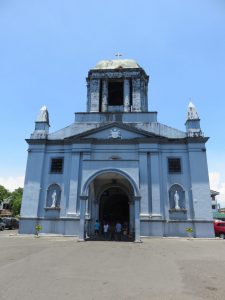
[214, 220, 225, 239]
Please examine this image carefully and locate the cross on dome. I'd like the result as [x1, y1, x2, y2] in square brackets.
[115, 52, 123, 59]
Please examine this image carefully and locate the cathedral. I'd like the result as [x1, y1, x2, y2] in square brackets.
[19, 58, 214, 241]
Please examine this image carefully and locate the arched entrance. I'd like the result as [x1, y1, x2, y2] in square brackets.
[79, 169, 141, 242]
[99, 187, 129, 224]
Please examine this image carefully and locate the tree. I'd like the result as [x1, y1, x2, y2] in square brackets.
[10, 187, 23, 216]
[0, 185, 10, 202]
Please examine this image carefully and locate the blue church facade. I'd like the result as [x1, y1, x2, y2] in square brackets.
[19, 59, 214, 240]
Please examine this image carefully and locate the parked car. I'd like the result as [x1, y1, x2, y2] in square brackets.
[214, 220, 225, 239]
[0, 218, 5, 231]
[2, 217, 19, 229]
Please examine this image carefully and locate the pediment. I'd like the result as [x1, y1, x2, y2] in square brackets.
[64, 123, 162, 141]
[85, 127, 145, 140]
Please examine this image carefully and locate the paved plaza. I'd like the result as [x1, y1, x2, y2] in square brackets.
[0, 231, 225, 300]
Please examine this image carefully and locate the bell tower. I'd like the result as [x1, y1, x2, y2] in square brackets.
[86, 59, 149, 113]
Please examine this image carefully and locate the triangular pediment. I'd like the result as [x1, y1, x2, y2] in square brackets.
[64, 122, 163, 141]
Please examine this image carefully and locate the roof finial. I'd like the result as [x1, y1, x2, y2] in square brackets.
[115, 52, 123, 59]
[36, 105, 49, 124]
[187, 101, 199, 120]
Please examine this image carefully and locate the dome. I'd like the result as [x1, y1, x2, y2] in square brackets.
[94, 59, 141, 70]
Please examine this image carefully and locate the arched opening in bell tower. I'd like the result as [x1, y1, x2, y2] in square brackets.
[108, 80, 124, 106]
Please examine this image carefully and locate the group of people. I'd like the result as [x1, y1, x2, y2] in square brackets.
[94, 220, 129, 241]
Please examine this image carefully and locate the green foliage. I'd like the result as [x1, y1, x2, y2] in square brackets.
[0, 185, 10, 202]
[35, 225, 42, 231]
[0, 185, 23, 216]
[35, 225, 42, 236]
[10, 187, 23, 216]
[11, 197, 22, 216]
[11, 187, 23, 200]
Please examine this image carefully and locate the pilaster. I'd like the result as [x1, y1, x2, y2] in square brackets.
[20, 145, 46, 218]
[101, 80, 108, 112]
[134, 196, 142, 242]
[139, 152, 150, 215]
[78, 195, 88, 241]
[150, 152, 162, 218]
[67, 152, 81, 216]
[132, 78, 141, 112]
[90, 79, 100, 112]
[123, 79, 130, 112]
[188, 145, 212, 220]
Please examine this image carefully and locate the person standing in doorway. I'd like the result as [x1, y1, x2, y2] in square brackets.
[94, 220, 100, 237]
[115, 221, 122, 241]
[103, 222, 109, 240]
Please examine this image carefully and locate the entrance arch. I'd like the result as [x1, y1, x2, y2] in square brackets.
[79, 169, 141, 242]
[81, 168, 140, 197]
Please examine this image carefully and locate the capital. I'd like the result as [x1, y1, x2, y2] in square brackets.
[133, 196, 141, 201]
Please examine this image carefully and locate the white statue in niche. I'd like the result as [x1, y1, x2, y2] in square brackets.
[51, 190, 57, 208]
[174, 190, 180, 210]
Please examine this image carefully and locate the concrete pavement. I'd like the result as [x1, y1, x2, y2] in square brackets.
[0, 232, 225, 300]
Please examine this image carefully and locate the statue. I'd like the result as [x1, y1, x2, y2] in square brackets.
[51, 190, 57, 208]
[174, 190, 180, 210]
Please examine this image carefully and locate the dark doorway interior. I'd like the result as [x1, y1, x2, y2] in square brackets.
[108, 81, 124, 105]
[99, 187, 129, 224]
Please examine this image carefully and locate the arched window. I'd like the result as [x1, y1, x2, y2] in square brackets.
[46, 184, 61, 208]
[169, 184, 185, 210]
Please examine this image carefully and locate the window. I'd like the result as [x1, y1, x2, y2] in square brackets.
[108, 81, 124, 105]
[50, 158, 64, 173]
[168, 158, 181, 173]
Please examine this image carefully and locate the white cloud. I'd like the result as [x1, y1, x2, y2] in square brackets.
[209, 172, 225, 208]
[0, 176, 24, 192]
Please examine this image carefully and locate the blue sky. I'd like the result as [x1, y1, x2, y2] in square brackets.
[0, 0, 225, 204]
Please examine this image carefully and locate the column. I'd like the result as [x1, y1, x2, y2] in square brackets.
[90, 79, 100, 112]
[78, 195, 88, 241]
[129, 199, 134, 234]
[101, 80, 108, 112]
[134, 196, 142, 243]
[150, 153, 161, 218]
[123, 79, 130, 112]
[140, 79, 148, 112]
[132, 78, 141, 112]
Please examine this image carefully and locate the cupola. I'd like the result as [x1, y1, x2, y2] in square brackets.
[86, 58, 149, 113]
